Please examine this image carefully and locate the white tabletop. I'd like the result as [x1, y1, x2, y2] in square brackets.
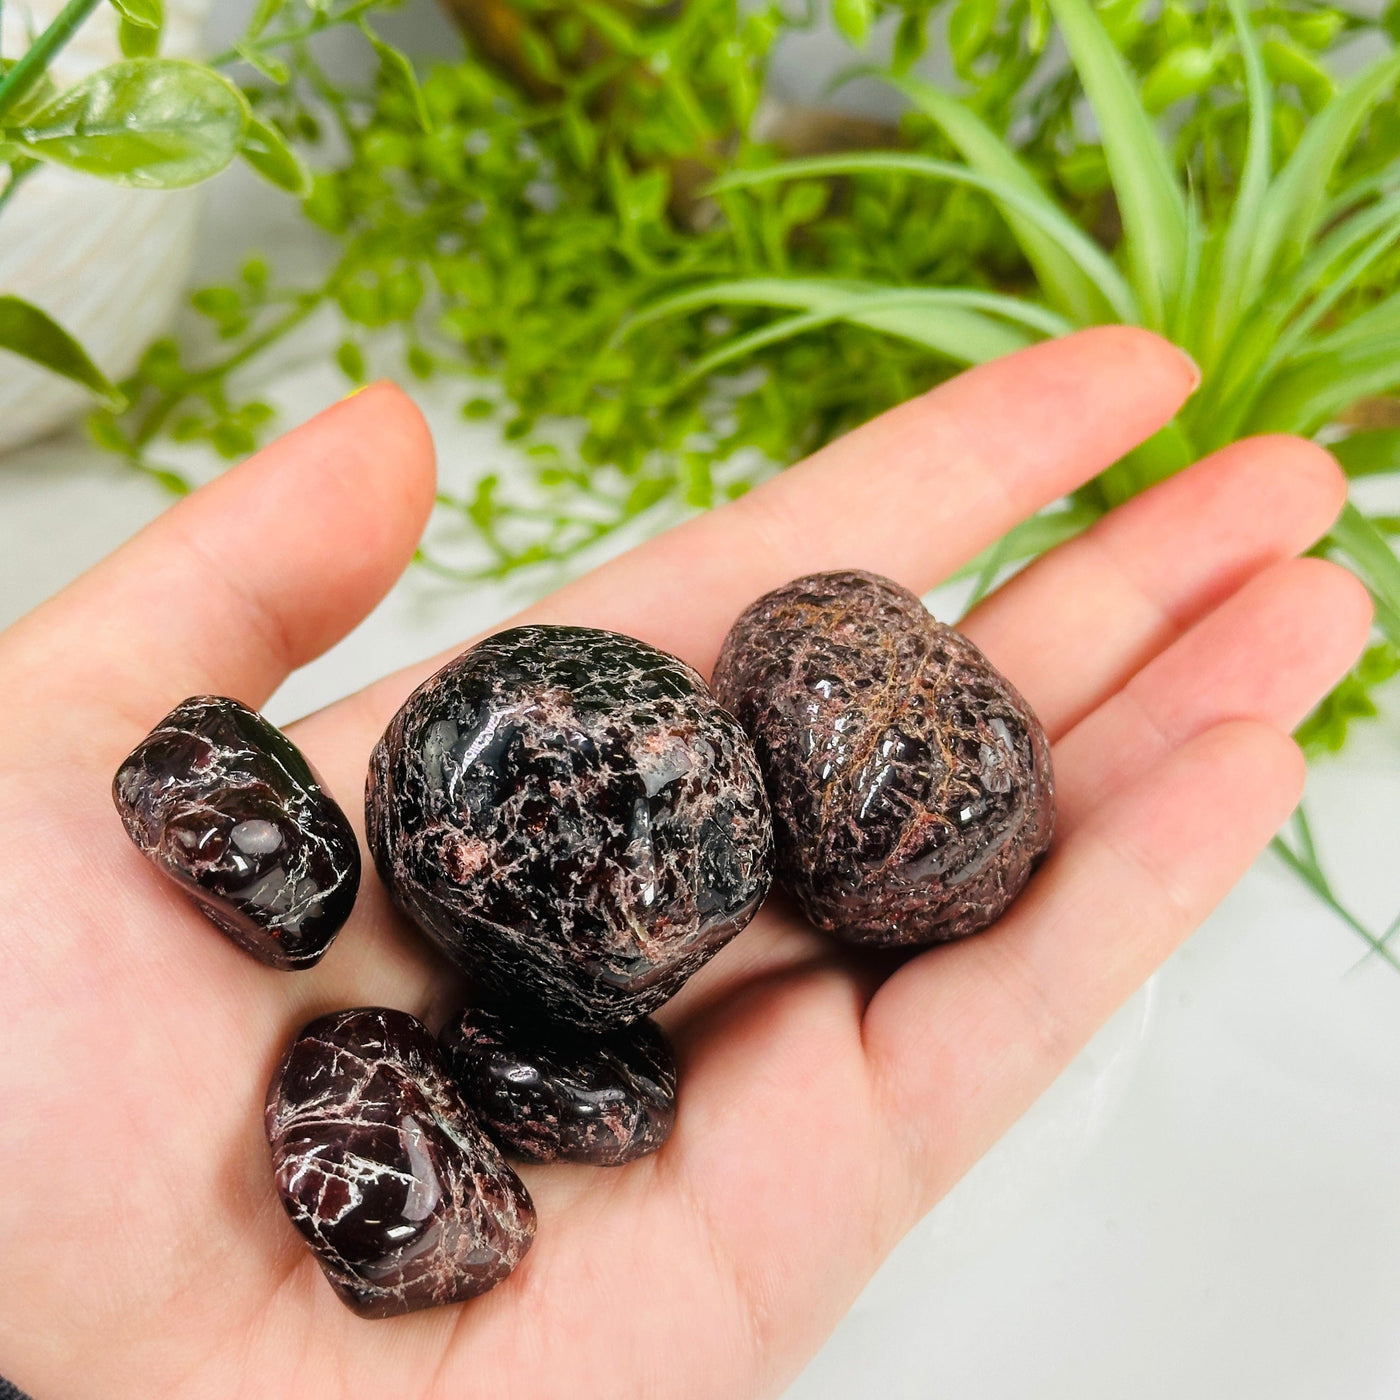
[3, 6, 1400, 1396]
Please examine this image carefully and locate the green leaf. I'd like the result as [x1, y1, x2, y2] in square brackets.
[361, 23, 430, 133]
[247, 0, 287, 40]
[241, 115, 311, 195]
[336, 340, 366, 383]
[119, 18, 159, 58]
[1268, 191, 1400, 359]
[109, 0, 162, 26]
[1329, 504, 1400, 647]
[1262, 38, 1336, 111]
[0, 60, 58, 125]
[232, 41, 290, 85]
[1307, 289, 1400, 357]
[1248, 342, 1400, 438]
[1141, 44, 1218, 113]
[1297, 642, 1400, 755]
[832, 0, 873, 46]
[949, 0, 996, 74]
[0, 295, 123, 404]
[1248, 50, 1400, 296]
[710, 154, 1136, 321]
[7, 60, 249, 188]
[880, 73, 1111, 325]
[949, 500, 1104, 585]
[1045, 0, 1188, 330]
[1204, 0, 1271, 366]
[1332, 430, 1400, 479]
[664, 283, 1070, 384]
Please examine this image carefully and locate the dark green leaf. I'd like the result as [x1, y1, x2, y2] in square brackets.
[0, 295, 123, 404]
[7, 60, 249, 188]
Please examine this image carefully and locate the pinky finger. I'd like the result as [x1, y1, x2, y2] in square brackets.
[862, 720, 1306, 1220]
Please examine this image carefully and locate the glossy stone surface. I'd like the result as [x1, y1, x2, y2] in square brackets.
[266, 1007, 536, 1318]
[441, 1005, 677, 1166]
[713, 570, 1054, 947]
[367, 625, 773, 1030]
[113, 696, 360, 969]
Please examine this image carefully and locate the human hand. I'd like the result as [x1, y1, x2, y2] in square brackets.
[0, 329, 1369, 1400]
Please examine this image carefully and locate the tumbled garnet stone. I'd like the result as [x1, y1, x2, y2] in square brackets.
[113, 696, 360, 969]
[713, 570, 1054, 947]
[366, 625, 773, 1030]
[441, 1005, 677, 1166]
[266, 1007, 536, 1319]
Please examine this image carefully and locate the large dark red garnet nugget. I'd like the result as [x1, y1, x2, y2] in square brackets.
[712, 570, 1054, 948]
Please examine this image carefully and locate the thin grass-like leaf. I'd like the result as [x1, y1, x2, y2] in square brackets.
[619, 276, 878, 340]
[1205, 0, 1272, 366]
[1171, 192, 1206, 351]
[1332, 429, 1400, 478]
[1272, 811, 1400, 970]
[949, 499, 1103, 585]
[1328, 502, 1400, 648]
[1260, 227, 1397, 381]
[676, 286, 1067, 384]
[1249, 342, 1400, 440]
[1045, 0, 1187, 330]
[879, 72, 1108, 325]
[709, 155, 1138, 321]
[1307, 289, 1400, 356]
[1248, 50, 1400, 297]
[1286, 187, 1400, 307]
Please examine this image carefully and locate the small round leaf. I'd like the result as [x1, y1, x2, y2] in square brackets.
[8, 60, 250, 189]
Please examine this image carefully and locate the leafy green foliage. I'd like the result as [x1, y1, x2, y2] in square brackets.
[1297, 642, 1400, 756]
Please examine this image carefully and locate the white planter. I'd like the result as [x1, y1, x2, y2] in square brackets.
[0, 0, 213, 452]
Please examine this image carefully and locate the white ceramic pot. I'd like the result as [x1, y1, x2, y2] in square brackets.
[0, 0, 213, 452]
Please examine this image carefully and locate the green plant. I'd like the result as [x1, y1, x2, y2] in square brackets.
[637, 0, 1400, 948]
[0, 0, 402, 409]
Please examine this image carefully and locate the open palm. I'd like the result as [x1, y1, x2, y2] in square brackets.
[0, 329, 1369, 1400]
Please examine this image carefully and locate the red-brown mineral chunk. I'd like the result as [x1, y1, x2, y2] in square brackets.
[713, 570, 1054, 947]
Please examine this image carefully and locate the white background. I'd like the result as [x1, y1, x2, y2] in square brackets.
[3, 3, 1400, 1396]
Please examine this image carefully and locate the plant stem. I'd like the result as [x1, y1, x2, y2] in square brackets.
[209, 0, 384, 69]
[0, 158, 35, 216]
[132, 295, 324, 448]
[0, 0, 103, 122]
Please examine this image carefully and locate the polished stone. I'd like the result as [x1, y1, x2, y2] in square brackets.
[266, 1007, 536, 1318]
[713, 570, 1054, 947]
[366, 625, 773, 1030]
[441, 1004, 677, 1166]
[113, 696, 359, 969]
